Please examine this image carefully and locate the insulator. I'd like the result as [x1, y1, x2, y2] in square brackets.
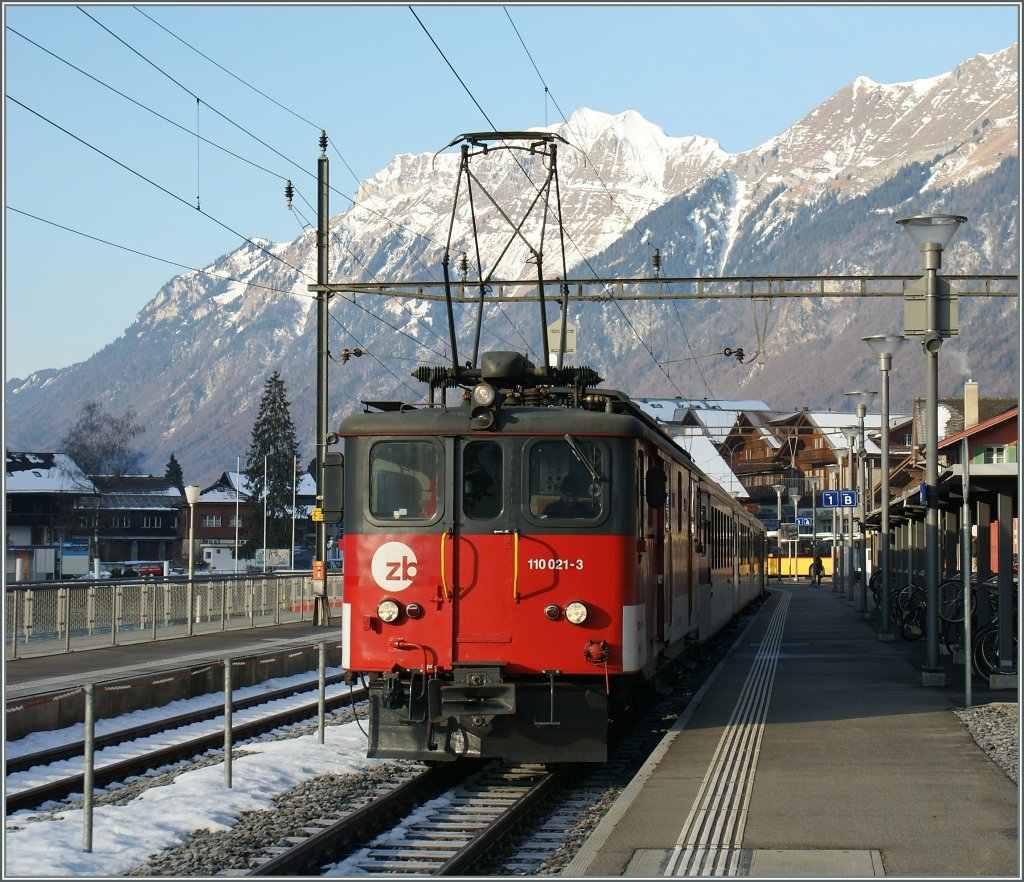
[524, 387, 543, 407]
[319, 130, 328, 153]
[652, 248, 661, 277]
[285, 180, 294, 208]
[459, 254, 469, 279]
[412, 366, 458, 387]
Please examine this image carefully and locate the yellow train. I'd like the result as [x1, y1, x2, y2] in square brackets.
[767, 532, 836, 580]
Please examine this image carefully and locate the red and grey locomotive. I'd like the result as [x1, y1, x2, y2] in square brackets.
[338, 350, 766, 764]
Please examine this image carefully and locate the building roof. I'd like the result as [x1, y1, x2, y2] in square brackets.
[913, 396, 1018, 442]
[89, 475, 183, 511]
[775, 411, 911, 458]
[5, 451, 96, 494]
[939, 406, 1018, 450]
[671, 430, 745, 496]
[199, 470, 317, 503]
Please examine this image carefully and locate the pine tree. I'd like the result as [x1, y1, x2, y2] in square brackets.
[164, 453, 185, 493]
[242, 372, 300, 558]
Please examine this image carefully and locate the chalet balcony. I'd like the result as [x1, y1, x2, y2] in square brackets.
[797, 448, 842, 466]
[730, 457, 781, 475]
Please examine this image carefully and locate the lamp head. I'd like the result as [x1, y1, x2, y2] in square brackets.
[185, 484, 202, 505]
[845, 390, 875, 416]
[896, 214, 967, 249]
[863, 334, 906, 360]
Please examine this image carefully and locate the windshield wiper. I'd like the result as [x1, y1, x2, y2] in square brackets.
[563, 434, 602, 483]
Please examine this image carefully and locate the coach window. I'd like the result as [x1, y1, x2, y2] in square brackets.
[463, 441, 503, 520]
[369, 441, 440, 521]
[528, 439, 605, 520]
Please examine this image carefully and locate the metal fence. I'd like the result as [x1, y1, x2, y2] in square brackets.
[4, 573, 342, 659]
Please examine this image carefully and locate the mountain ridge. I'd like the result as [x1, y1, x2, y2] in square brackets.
[5, 44, 1019, 485]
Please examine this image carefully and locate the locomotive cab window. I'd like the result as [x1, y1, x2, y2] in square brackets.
[462, 441, 503, 520]
[528, 439, 606, 520]
[368, 441, 440, 521]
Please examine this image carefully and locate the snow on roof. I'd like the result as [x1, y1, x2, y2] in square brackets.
[671, 431, 745, 495]
[5, 452, 96, 494]
[633, 398, 771, 422]
[198, 470, 317, 503]
[799, 411, 910, 457]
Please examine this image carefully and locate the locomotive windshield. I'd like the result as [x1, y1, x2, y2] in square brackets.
[463, 441, 503, 520]
[369, 441, 440, 520]
[529, 439, 606, 520]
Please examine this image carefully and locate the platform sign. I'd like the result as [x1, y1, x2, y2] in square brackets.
[796, 517, 812, 526]
[822, 490, 858, 508]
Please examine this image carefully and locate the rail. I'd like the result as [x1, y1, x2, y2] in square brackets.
[4, 573, 342, 660]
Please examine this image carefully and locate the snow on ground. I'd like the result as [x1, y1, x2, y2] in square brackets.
[4, 670, 382, 878]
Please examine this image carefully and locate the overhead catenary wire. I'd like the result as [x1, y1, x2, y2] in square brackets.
[22, 5, 679, 387]
[7, 206, 294, 298]
[21, 7, 739, 400]
[38, 12, 453, 272]
[414, 8, 678, 385]
[7, 95, 314, 284]
[502, 7, 740, 400]
[11, 19, 457, 372]
[496, 9, 697, 397]
[18, 39, 451, 384]
[129, 6, 436, 262]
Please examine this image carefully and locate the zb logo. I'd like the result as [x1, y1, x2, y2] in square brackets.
[371, 541, 418, 591]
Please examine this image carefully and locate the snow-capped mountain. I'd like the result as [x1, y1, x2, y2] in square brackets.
[6, 45, 1019, 483]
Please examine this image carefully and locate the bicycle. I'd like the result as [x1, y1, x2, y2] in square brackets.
[971, 579, 1018, 679]
[901, 585, 928, 641]
[938, 571, 979, 624]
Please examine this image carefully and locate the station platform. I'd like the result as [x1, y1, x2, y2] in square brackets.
[5, 621, 341, 739]
[566, 581, 1019, 878]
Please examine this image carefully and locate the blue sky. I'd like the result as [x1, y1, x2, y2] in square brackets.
[3, 2, 1020, 379]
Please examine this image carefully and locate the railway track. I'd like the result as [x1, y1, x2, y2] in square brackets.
[235, 606, 766, 877]
[246, 761, 562, 876]
[6, 673, 350, 775]
[6, 680, 368, 813]
[8, 597, 767, 877]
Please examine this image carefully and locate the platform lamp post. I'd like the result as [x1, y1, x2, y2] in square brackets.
[841, 426, 859, 604]
[790, 492, 801, 578]
[772, 483, 785, 580]
[826, 463, 841, 592]
[897, 213, 966, 685]
[806, 475, 820, 580]
[864, 334, 906, 641]
[846, 391, 876, 618]
[185, 484, 201, 637]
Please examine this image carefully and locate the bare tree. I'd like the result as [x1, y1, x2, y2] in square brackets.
[61, 401, 145, 478]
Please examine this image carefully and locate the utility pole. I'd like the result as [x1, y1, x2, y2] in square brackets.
[313, 132, 330, 625]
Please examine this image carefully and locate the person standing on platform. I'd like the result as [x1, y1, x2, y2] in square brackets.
[811, 553, 825, 586]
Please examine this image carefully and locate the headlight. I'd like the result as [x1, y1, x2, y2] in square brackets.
[544, 604, 562, 621]
[472, 382, 496, 407]
[405, 602, 423, 619]
[564, 601, 588, 625]
[377, 599, 401, 623]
